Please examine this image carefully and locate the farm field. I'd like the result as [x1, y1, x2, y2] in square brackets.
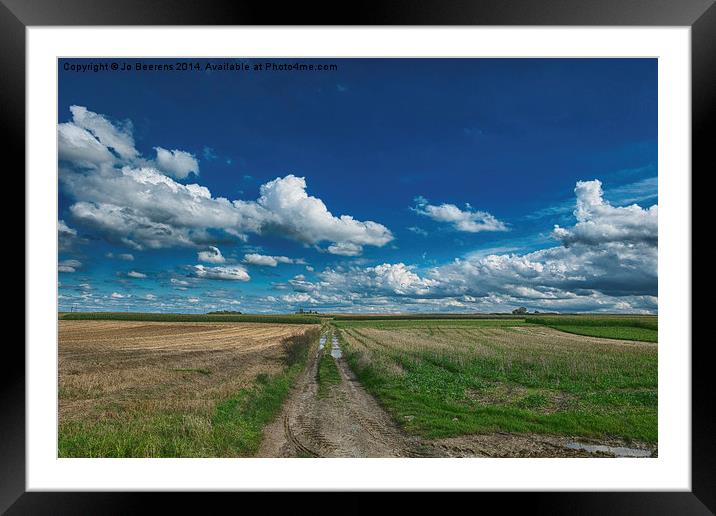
[57, 313, 658, 458]
[58, 320, 319, 457]
[525, 315, 657, 343]
[334, 318, 658, 447]
[59, 311, 321, 324]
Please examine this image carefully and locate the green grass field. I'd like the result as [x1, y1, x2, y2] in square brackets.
[335, 318, 529, 330]
[335, 313, 657, 342]
[59, 311, 321, 325]
[331, 314, 526, 321]
[335, 317, 657, 444]
[525, 315, 657, 342]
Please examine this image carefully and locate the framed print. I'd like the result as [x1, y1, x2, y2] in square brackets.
[6, 0, 711, 512]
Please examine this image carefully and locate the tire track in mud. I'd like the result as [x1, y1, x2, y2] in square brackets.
[283, 413, 321, 457]
[261, 334, 326, 457]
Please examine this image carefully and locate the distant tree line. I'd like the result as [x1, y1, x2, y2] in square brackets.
[512, 307, 540, 315]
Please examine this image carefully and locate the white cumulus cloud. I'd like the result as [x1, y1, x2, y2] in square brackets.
[68, 105, 138, 162]
[59, 108, 393, 256]
[63, 165, 391, 255]
[198, 246, 226, 263]
[58, 122, 115, 167]
[308, 263, 437, 298]
[274, 179, 657, 313]
[327, 242, 363, 256]
[154, 147, 199, 179]
[58, 220, 77, 237]
[413, 197, 508, 233]
[281, 293, 318, 304]
[552, 179, 658, 246]
[58, 219, 84, 252]
[58, 259, 82, 273]
[193, 264, 250, 281]
[256, 175, 393, 252]
[243, 253, 296, 267]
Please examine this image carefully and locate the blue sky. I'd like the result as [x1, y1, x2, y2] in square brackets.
[58, 58, 657, 314]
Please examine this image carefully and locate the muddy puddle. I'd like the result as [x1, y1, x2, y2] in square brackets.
[318, 335, 327, 350]
[330, 335, 342, 358]
[564, 442, 653, 457]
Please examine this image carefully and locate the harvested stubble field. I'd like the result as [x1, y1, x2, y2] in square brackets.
[335, 319, 657, 445]
[59, 311, 321, 324]
[59, 320, 319, 457]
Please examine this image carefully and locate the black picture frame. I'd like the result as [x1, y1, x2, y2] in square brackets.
[6, 0, 710, 513]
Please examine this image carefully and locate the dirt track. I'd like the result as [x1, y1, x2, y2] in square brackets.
[259, 332, 430, 457]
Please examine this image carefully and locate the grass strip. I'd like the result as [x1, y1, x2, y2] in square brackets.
[317, 350, 341, 397]
[544, 325, 657, 343]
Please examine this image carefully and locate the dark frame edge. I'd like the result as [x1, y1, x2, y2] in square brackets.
[1, 1, 26, 514]
[1, 0, 716, 26]
[7, 0, 712, 513]
[691, 1, 716, 513]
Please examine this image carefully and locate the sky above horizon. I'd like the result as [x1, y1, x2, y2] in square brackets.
[57, 58, 658, 314]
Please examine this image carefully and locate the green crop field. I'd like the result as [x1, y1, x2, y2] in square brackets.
[525, 315, 657, 342]
[334, 317, 657, 444]
[331, 314, 526, 321]
[335, 318, 529, 330]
